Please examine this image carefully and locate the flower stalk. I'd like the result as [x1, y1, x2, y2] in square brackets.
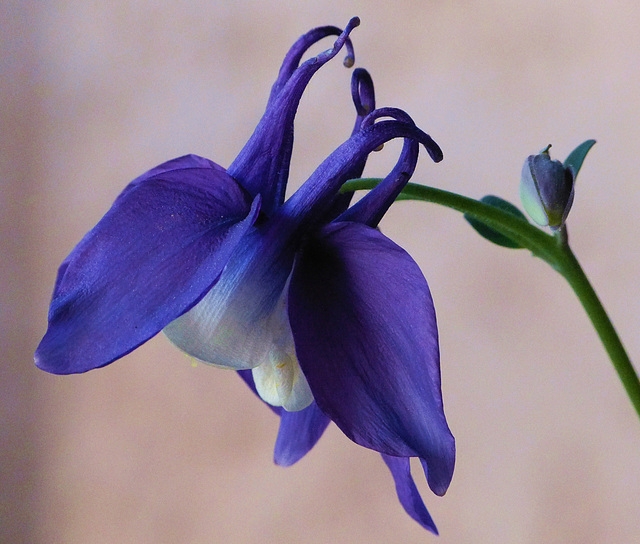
[341, 178, 640, 420]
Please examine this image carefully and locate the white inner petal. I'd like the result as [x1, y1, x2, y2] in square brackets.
[251, 293, 313, 411]
[163, 233, 286, 369]
[162, 230, 314, 411]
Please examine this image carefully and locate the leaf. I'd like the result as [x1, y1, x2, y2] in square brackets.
[464, 195, 528, 249]
[563, 139, 596, 180]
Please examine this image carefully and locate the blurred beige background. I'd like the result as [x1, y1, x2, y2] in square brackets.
[2, 1, 639, 543]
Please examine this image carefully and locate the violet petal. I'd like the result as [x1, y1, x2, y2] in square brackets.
[274, 403, 331, 467]
[36, 155, 259, 374]
[237, 370, 330, 466]
[382, 454, 439, 534]
[288, 221, 455, 495]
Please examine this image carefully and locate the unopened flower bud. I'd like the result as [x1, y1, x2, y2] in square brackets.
[520, 145, 574, 230]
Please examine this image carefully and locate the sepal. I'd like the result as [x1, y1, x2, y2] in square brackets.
[563, 139, 596, 180]
[36, 155, 259, 374]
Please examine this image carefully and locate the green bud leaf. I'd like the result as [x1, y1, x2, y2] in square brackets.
[563, 139, 596, 180]
[464, 195, 528, 249]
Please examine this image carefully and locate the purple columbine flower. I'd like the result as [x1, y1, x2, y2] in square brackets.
[35, 18, 455, 535]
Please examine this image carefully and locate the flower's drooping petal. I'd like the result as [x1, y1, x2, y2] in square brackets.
[36, 155, 260, 375]
[274, 403, 331, 466]
[324, 68, 377, 220]
[228, 18, 359, 217]
[163, 221, 297, 371]
[382, 454, 439, 535]
[338, 108, 423, 227]
[237, 370, 330, 465]
[288, 221, 455, 496]
[267, 25, 355, 106]
[276, 119, 442, 233]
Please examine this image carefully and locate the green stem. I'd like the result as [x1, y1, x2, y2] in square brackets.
[341, 178, 640, 419]
[344, 178, 556, 259]
[555, 241, 640, 416]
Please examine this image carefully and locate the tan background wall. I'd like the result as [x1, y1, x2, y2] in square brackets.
[2, 1, 639, 542]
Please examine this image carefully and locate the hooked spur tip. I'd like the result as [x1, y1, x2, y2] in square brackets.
[429, 143, 444, 163]
[347, 16, 361, 30]
[351, 68, 375, 116]
[361, 108, 444, 163]
[341, 17, 360, 67]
